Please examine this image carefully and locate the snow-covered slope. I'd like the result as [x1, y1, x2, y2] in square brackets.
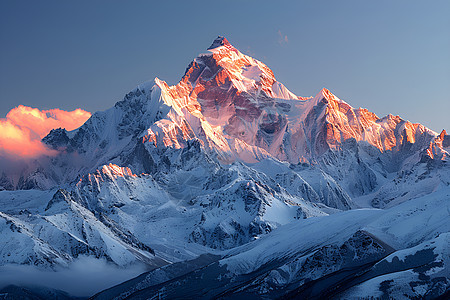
[0, 36, 449, 298]
[92, 185, 450, 299]
[0, 187, 166, 268]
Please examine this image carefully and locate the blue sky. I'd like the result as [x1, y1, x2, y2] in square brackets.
[1, 0, 449, 132]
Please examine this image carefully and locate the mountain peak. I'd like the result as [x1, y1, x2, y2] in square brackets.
[438, 129, 449, 147]
[320, 88, 335, 100]
[313, 87, 343, 105]
[207, 36, 231, 50]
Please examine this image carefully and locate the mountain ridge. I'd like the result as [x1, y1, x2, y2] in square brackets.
[0, 36, 448, 299]
[35, 36, 447, 176]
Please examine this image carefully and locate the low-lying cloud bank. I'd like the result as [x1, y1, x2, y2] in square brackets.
[0, 256, 148, 297]
[0, 105, 91, 158]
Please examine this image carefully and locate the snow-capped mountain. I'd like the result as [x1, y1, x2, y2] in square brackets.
[0, 36, 448, 298]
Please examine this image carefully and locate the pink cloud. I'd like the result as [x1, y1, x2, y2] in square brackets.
[0, 105, 91, 158]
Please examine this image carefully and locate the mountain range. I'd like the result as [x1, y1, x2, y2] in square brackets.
[0, 36, 448, 299]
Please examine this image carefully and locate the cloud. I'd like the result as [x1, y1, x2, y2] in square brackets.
[0, 256, 148, 297]
[0, 105, 91, 158]
[277, 30, 289, 45]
